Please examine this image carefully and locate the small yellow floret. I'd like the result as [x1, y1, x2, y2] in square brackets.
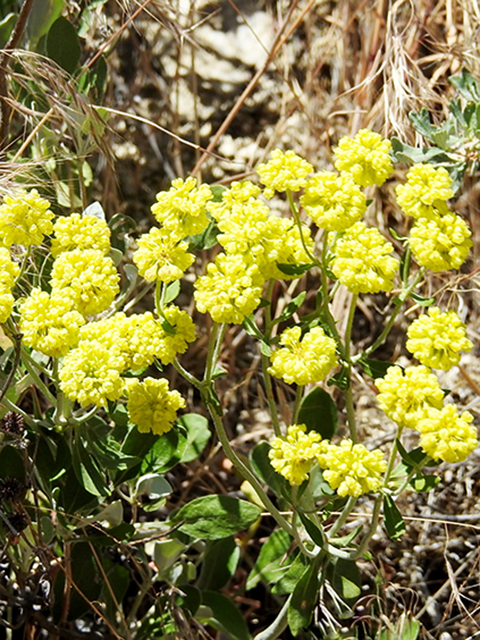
[300, 171, 366, 231]
[194, 253, 264, 324]
[395, 164, 453, 219]
[50, 249, 120, 316]
[0, 189, 54, 247]
[0, 248, 20, 323]
[256, 149, 313, 199]
[151, 177, 212, 237]
[159, 306, 197, 364]
[133, 227, 195, 283]
[59, 340, 125, 407]
[268, 326, 338, 386]
[406, 307, 472, 370]
[331, 222, 399, 294]
[19, 288, 85, 358]
[207, 181, 262, 222]
[333, 130, 393, 187]
[269, 424, 326, 486]
[409, 212, 472, 272]
[51, 213, 111, 256]
[417, 404, 477, 463]
[126, 377, 185, 435]
[319, 439, 387, 497]
[375, 365, 444, 428]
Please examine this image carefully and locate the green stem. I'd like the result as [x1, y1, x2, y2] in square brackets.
[343, 293, 358, 442]
[204, 322, 225, 385]
[154, 279, 163, 316]
[319, 234, 344, 356]
[206, 402, 315, 556]
[13, 246, 31, 288]
[286, 190, 319, 266]
[21, 347, 56, 406]
[173, 358, 203, 390]
[261, 280, 281, 436]
[253, 595, 292, 640]
[292, 385, 303, 424]
[327, 495, 357, 539]
[355, 267, 425, 361]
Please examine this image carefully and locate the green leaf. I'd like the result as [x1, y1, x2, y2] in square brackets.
[409, 108, 434, 141]
[177, 413, 211, 463]
[383, 495, 406, 541]
[176, 584, 201, 616]
[72, 435, 110, 497]
[288, 564, 319, 636]
[135, 473, 172, 501]
[250, 441, 290, 499]
[327, 557, 361, 601]
[46, 16, 81, 74]
[450, 68, 480, 102]
[26, 0, 65, 49]
[410, 291, 435, 307]
[327, 365, 350, 391]
[246, 529, 292, 590]
[277, 263, 314, 277]
[297, 387, 338, 439]
[209, 185, 226, 201]
[189, 220, 220, 251]
[410, 474, 440, 493]
[171, 495, 261, 540]
[140, 427, 188, 474]
[274, 292, 306, 324]
[198, 537, 240, 591]
[198, 591, 252, 640]
[153, 538, 186, 574]
[359, 358, 394, 379]
[164, 280, 181, 304]
[298, 513, 324, 548]
[242, 315, 264, 340]
[400, 247, 411, 283]
[272, 552, 308, 595]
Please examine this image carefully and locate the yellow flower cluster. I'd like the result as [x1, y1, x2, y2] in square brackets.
[19, 289, 85, 358]
[375, 365, 444, 428]
[300, 171, 366, 231]
[269, 424, 326, 486]
[51, 213, 111, 257]
[126, 377, 185, 435]
[269, 426, 387, 496]
[0, 248, 20, 323]
[395, 164, 471, 272]
[194, 253, 265, 324]
[320, 440, 387, 498]
[408, 212, 472, 272]
[395, 164, 453, 219]
[0, 189, 54, 247]
[268, 326, 338, 386]
[331, 222, 399, 294]
[333, 129, 393, 187]
[59, 306, 195, 406]
[136, 177, 211, 284]
[50, 249, 119, 316]
[257, 149, 313, 199]
[406, 307, 472, 370]
[133, 228, 195, 283]
[151, 176, 213, 237]
[416, 404, 477, 463]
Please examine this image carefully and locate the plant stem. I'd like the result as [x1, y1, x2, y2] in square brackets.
[343, 293, 358, 442]
[287, 190, 319, 266]
[292, 384, 303, 424]
[254, 595, 292, 640]
[327, 495, 357, 539]
[261, 280, 281, 436]
[20, 347, 56, 406]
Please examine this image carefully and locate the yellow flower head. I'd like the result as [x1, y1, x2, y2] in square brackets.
[395, 164, 453, 219]
[269, 424, 326, 486]
[158, 305, 197, 364]
[0, 247, 20, 289]
[409, 212, 472, 272]
[151, 177, 212, 237]
[194, 253, 264, 324]
[19, 288, 85, 358]
[331, 222, 399, 294]
[268, 325, 338, 386]
[50, 249, 120, 316]
[51, 213, 111, 257]
[406, 307, 472, 370]
[257, 149, 313, 199]
[59, 340, 125, 407]
[319, 439, 387, 497]
[333, 130, 393, 187]
[133, 227, 195, 283]
[126, 377, 185, 435]
[0, 290, 15, 324]
[300, 171, 366, 231]
[207, 181, 262, 221]
[417, 404, 477, 463]
[0, 189, 54, 247]
[375, 365, 444, 428]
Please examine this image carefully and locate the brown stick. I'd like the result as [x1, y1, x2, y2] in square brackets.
[0, 0, 35, 148]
